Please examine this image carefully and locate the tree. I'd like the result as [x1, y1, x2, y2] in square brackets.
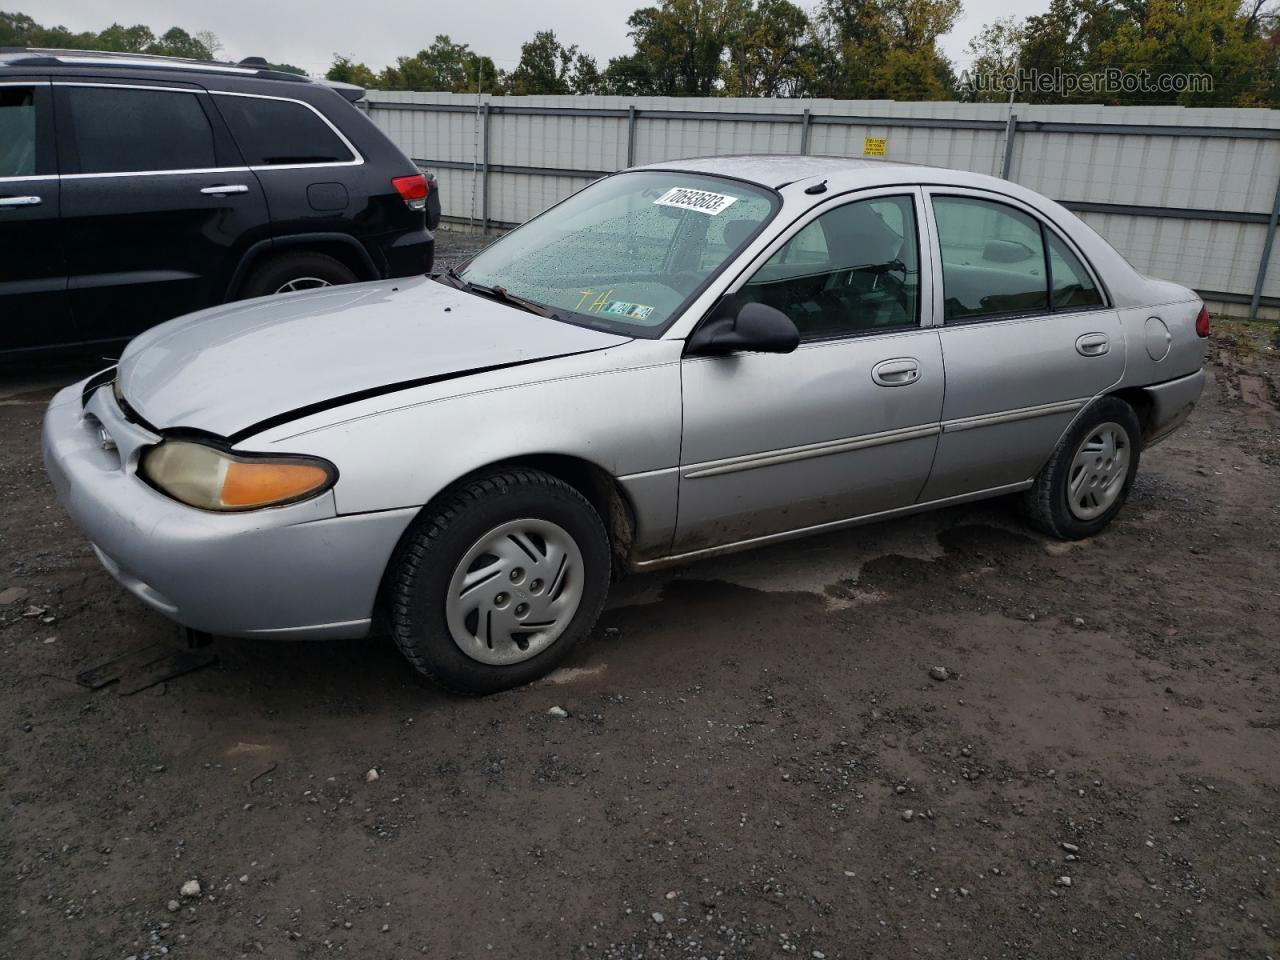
[379, 35, 499, 92]
[960, 16, 1026, 101]
[723, 0, 818, 96]
[811, 0, 960, 99]
[965, 0, 1280, 106]
[148, 27, 215, 59]
[327, 55, 381, 88]
[505, 29, 578, 95]
[625, 0, 749, 95]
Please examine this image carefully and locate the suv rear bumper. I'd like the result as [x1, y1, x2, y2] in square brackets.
[380, 227, 434, 278]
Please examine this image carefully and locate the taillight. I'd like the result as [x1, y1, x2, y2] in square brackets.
[392, 174, 428, 212]
[1195, 305, 1210, 338]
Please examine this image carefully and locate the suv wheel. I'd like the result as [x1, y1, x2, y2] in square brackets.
[238, 251, 358, 299]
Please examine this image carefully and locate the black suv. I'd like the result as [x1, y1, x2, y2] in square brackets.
[0, 49, 440, 355]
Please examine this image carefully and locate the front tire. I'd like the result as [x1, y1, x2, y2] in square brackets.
[1022, 397, 1143, 540]
[388, 469, 611, 695]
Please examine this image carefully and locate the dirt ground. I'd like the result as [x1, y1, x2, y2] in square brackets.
[2, 250, 1278, 959]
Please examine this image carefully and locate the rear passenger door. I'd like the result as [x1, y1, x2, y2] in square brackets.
[209, 91, 363, 241]
[0, 79, 75, 352]
[55, 81, 270, 342]
[920, 189, 1123, 501]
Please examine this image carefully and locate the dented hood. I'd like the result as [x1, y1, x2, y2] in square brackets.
[116, 276, 631, 438]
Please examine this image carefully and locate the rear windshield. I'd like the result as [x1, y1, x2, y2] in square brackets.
[460, 171, 779, 335]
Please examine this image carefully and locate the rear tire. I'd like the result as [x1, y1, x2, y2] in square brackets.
[1022, 396, 1143, 540]
[238, 251, 358, 299]
[388, 469, 611, 695]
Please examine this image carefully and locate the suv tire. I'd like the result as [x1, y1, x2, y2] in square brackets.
[238, 251, 358, 299]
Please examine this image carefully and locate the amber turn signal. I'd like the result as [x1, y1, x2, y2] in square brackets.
[141, 440, 337, 512]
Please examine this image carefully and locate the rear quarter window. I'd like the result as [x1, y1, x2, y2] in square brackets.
[215, 95, 355, 167]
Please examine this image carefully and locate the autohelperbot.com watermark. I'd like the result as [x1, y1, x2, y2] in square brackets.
[959, 67, 1213, 97]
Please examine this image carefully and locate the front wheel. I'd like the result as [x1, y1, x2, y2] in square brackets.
[1022, 397, 1143, 540]
[387, 469, 611, 695]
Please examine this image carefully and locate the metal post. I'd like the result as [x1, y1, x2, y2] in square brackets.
[622, 107, 637, 171]
[1249, 172, 1280, 321]
[480, 101, 491, 231]
[626, 105, 637, 168]
[1000, 111, 1018, 180]
[799, 108, 811, 155]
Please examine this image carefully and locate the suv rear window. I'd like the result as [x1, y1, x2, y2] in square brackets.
[0, 88, 37, 177]
[65, 86, 216, 174]
[215, 95, 355, 166]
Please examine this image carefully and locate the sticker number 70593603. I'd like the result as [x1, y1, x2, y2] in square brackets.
[653, 187, 738, 216]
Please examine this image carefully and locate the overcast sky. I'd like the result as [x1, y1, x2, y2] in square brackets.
[32, 0, 1041, 78]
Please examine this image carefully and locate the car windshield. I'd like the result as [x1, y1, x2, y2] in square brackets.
[458, 171, 778, 335]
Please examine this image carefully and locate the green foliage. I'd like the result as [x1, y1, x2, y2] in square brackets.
[962, 0, 1280, 106]
[1, 11, 219, 60]
[326, 55, 381, 88]
[810, 0, 961, 99]
[378, 35, 499, 93]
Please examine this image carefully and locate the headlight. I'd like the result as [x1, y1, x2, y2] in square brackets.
[140, 440, 337, 512]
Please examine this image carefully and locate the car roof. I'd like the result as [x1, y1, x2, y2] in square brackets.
[633, 153, 1046, 197]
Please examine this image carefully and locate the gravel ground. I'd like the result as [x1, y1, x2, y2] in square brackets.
[1, 251, 1278, 959]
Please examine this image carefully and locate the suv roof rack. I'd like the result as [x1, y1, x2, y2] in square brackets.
[0, 47, 311, 82]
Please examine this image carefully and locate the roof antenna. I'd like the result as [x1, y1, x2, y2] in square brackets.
[804, 179, 828, 195]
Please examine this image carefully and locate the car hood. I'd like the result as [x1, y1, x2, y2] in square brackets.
[116, 276, 632, 438]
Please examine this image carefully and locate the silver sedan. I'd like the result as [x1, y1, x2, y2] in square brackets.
[43, 155, 1208, 694]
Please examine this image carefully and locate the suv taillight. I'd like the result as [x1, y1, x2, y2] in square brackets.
[1195, 305, 1210, 337]
[392, 174, 428, 212]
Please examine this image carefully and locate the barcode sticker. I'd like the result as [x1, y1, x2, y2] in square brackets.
[654, 187, 738, 216]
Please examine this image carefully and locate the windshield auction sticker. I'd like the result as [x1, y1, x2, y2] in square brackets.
[654, 187, 738, 216]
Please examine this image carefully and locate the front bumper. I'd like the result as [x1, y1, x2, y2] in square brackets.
[42, 378, 417, 640]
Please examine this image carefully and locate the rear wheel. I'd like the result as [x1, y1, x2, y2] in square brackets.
[1022, 396, 1143, 540]
[238, 251, 358, 299]
[387, 469, 611, 695]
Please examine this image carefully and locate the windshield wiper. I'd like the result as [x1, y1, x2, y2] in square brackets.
[469, 283, 556, 319]
[435, 268, 558, 319]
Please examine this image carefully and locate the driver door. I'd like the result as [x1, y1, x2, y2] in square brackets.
[674, 188, 944, 553]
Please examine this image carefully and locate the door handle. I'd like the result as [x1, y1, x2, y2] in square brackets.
[0, 195, 41, 207]
[200, 184, 249, 196]
[872, 357, 921, 387]
[1076, 333, 1110, 357]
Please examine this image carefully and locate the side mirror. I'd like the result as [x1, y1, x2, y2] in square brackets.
[687, 302, 800, 356]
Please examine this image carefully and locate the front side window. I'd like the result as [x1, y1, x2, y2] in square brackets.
[65, 86, 216, 174]
[215, 95, 354, 166]
[460, 171, 778, 335]
[731, 195, 920, 339]
[0, 88, 37, 177]
[933, 196, 1048, 322]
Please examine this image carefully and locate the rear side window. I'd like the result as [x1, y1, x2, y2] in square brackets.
[1047, 232, 1103, 309]
[933, 196, 1049, 322]
[0, 88, 37, 177]
[65, 86, 216, 174]
[215, 95, 354, 166]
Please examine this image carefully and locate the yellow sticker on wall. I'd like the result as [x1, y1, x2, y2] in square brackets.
[863, 137, 887, 157]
